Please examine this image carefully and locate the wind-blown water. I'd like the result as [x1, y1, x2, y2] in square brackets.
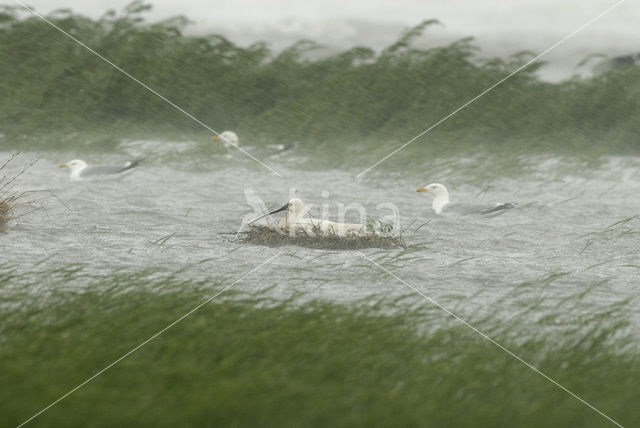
[2, 148, 639, 336]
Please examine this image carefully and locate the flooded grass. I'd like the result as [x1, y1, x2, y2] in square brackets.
[235, 225, 406, 250]
[0, 268, 638, 427]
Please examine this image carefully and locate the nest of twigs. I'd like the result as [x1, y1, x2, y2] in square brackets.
[235, 225, 405, 250]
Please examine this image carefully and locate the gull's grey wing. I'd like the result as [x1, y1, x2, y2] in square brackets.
[239, 143, 295, 159]
[80, 159, 144, 177]
[266, 143, 294, 152]
[445, 202, 516, 216]
[482, 202, 516, 214]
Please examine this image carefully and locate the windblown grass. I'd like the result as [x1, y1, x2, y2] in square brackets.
[0, 266, 638, 427]
[235, 225, 406, 250]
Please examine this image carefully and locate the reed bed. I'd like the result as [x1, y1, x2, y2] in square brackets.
[2, 4, 638, 157]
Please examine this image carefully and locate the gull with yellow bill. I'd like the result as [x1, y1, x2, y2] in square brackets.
[416, 183, 516, 215]
[211, 130, 239, 148]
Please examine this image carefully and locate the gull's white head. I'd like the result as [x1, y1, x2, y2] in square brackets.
[211, 130, 239, 147]
[416, 183, 450, 214]
[59, 159, 87, 180]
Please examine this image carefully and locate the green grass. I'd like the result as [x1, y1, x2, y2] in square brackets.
[1, 268, 638, 427]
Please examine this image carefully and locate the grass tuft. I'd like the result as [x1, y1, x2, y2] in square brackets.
[0, 153, 24, 231]
[0, 154, 68, 231]
[0, 194, 17, 231]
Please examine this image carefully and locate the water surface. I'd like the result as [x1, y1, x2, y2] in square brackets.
[3, 146, 639, 337]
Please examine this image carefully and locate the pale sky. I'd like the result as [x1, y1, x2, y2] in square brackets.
[6, 0, 639, 80]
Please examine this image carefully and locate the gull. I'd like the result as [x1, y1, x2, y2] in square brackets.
[249, 198, 364, 236]
[416, 183, 516, 215]
[211, 130, 239, 148]
[59, 159, 143, 181]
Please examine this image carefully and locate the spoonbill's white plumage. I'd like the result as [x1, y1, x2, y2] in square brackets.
[416, 183, 516, 215]
[251, 198, 364, 236]
[59, 159, 143, 181]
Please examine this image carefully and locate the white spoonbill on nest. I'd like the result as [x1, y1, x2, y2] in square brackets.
[249, 198, 364, 236]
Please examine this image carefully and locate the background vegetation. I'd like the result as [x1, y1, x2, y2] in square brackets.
[1, 1, 639, 156]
